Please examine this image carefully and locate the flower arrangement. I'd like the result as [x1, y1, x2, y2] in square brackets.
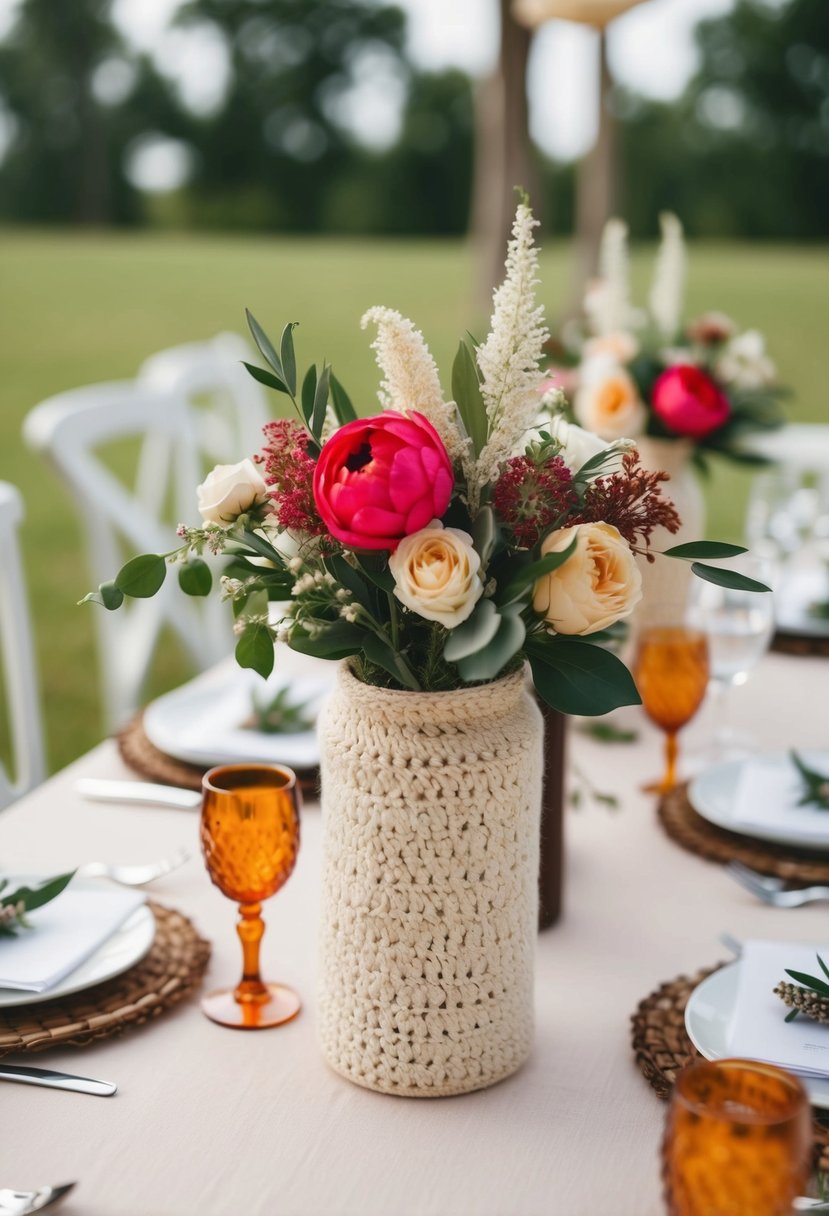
[84, 202, 764, 716]
[555, 214, 786, 465]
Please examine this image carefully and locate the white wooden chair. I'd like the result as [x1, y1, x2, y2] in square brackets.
[23, 382, 235, 732]
[0, 482, 46, 808]
[138, 332, 269, 465]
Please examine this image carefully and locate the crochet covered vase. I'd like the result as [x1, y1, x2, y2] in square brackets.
[636, 438, 706, 623]
[317, 664, 544, 1097]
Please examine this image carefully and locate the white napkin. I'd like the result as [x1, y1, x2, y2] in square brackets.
[0, 881, 145, 992]
[730, 939, 829, 1079]
[732, 753, 829, 842]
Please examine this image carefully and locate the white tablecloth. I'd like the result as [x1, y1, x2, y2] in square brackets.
[2, 652, 827, 1216]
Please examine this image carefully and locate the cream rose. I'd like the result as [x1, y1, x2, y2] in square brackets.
[532, 523, 642, 635]
[389, 522, 483, 628]
[197, 459, 268, 524]
[574, 357, 647, 441]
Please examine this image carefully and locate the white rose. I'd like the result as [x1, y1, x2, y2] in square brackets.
[389, 522, 483, 629]
[547, 416, 606, 473]
[716, 330, 776, 390]
[532, 522, 642, 635]
[197, 459, 268, 524]
[574, 357, 647, 441]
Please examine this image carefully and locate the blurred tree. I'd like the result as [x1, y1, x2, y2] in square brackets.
[175, 0, 407, 231]
[0, 0, 125, 223]
[616, 0, 829, 238]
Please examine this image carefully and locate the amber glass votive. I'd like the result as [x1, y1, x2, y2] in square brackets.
[662, 1058, 811, 1216]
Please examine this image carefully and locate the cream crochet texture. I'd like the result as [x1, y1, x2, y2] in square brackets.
[317, 665, 544, 1097]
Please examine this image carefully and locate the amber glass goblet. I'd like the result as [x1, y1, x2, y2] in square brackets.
[634, 621, 709, 793]
[662, 1058, 811, 1216]
[200, 763, 301, 1029]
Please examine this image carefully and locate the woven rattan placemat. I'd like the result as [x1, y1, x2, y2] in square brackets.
[658, 783, 829, 884]
[772, 630, 829, 659]
[0, 902, 210, 1056]
[631, 962, 829, 1171]
[117, 712, 319, 798]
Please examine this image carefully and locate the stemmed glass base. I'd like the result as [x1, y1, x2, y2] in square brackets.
[201, 983, 301, 1030]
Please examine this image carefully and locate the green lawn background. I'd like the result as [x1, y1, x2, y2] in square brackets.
[0, 231, 826, 771]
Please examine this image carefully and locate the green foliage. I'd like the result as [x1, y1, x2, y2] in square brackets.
[454, 606, 525, 682]
[178, 559, 212, 597]
[790, 751, 829, 810]
[0, 870, 75, 937]
[498, 535, 578, 606]
[527, 636, 642, 717]
[115, 554, 167, 598]
[663, 542, 746, 560]
[451, 340, 488, 456]
[690, 563, 771, 593]
[235, 622, 275, 680]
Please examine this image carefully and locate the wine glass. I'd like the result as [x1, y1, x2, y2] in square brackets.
[662, 1059, 811, 1216]
[634, 613, 710, 793]
[687, 556, 775, 760]
[200, 763, 301, 1029]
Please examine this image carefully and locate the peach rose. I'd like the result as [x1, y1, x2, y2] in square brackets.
[532, 523, 642, 635]
[575, 358, 646, 441]
[389, 522, 483, 628]
[583, 332, 640, 363]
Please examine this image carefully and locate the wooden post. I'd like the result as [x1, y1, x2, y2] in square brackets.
[568, 27, 616, 309]
[538, 699, 567, 929]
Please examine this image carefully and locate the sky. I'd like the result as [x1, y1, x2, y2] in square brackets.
[0, 0, 757, 168]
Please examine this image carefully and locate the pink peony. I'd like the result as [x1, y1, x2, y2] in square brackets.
[312, 410, 454, 550]
[651, 365, 731, 439]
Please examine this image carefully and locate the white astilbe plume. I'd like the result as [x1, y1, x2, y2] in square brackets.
[649, 212, 686, 339]
[585, 218, 632, 336]
[470, 203, 549, 507]
[360, 306, 468, 463]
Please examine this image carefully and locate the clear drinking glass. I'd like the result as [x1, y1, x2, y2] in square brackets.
[200, 763, 301, 1030]
[662, 1058, 811, 1216]
[688, 556, 775, 760]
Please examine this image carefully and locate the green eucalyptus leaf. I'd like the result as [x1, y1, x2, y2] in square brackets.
[178, 559, 212, 597]
[242, 362, 290, 395]
[443, 599, 500, 662]
[280, 322, 298, 396]
[330, 373, 358, 424]
[456, 607, 526, 682]
[471, 505, 496, 565]
[451, 340, 488, 457]
[690, 563, 771, 593]
[527, 635, 642, 716]
[664, 541, 747, 560]
[500, 534, 578, 606]
[80, 581, 124, 610]
[235, 622, 275, 680]
[301, 364, 317, 424]
[115, 554, 166, 599]
[312, 362, 331, 439]
[245, 310, 284, 377]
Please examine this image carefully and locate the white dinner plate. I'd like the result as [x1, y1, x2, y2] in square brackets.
[685, 961, 829, 1109]
[143, 660, 334, 770]
[775, 567, 829, 639]
[689, 752, 829, 852]
[0, 902, 156, 1009]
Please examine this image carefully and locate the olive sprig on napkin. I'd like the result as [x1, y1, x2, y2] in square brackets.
[0, 871, 75, 937]
[790, 751, 829, 811]
[775, 952, 829, 1023]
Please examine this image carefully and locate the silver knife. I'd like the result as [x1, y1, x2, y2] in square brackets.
[0, 1063, 116, 1096]
[75, 778, 201, 810]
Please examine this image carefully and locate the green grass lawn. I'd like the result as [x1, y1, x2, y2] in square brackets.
[0, 229, 826, 772]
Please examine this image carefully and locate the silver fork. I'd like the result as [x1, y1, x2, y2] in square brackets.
[0, 1184, 75, 1215]
[725, 861, 829, 907]
[77, 847, 189, 887]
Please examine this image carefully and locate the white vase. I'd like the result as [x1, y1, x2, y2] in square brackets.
[317, 664, 544, 1097]
[635, 438, 706, 624]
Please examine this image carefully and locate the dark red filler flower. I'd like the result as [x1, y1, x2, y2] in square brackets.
[572, 452, 681, 561]
[493, 451, 577, 548]
[256, 420, 324, 535]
